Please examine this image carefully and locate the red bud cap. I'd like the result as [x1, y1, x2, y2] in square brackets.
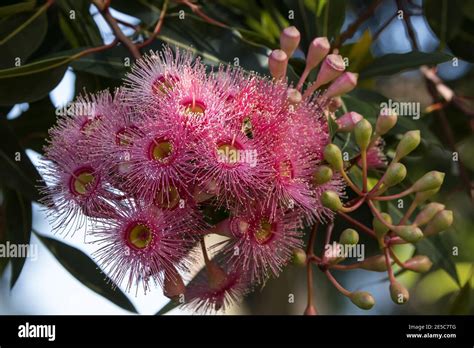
[325, 72, 358, 98]
[376, 110, 398, 135]
[163, 267, 185, 300]
[404, 255, 433, 273]
[390, 281, 409, 304]
[424, 210, 453, 236]
[336, 111, 363, 132]
[306, 37, 330, 70]
[268, 49, 288, 80]
[413, 202, 445, 226]
[313, 54, 345, 89]
[350, 291, 375, 310]
[280, 26, 301, 57]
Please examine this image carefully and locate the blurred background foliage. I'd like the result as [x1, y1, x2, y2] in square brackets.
[0, 0, 473, 315]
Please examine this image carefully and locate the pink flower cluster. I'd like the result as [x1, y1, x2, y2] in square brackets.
[42, 47, 344, 313]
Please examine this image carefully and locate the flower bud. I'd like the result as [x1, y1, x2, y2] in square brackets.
[382, 163, 407, 187]
[404, 255, 433, 273]
[268, 49, 288, 80]
[163, 267, 185, 300]
[359, 254, 389, 272]
[280, 26, 301, 57]
[423, 210, 453, 236]
[413, 202, 445, 226]
[304, 304, 317, 315]
[350, 291, 375, 310]
[324, 72, 358, 98]
[336, 111, 363, 132]
[390, 281, 409, 304]
[287, 88, 302, 105]
[323, 144, 343, 170]
[392, 225, 424, 243]
[305, 37, 330, 70]
[321, 190, 343, 211]
[414, 187, 439, 204]
[327, 96, 343, 112]
[375, 110, 398, 135]
[372, 212, 392, 238]
[313, 54, 345, 89]
[291, 247, 307, 266]
[394, 130, 420, 162]
[312, 165, 333, 185]
[339, 228, 359, 245]
[354, 119, 373, 151]
[412, 171, 445, 192]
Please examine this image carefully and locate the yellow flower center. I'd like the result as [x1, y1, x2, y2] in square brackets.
[70, 170, 96, 196]
[150, 139, 173, 162]
[127, 223, 153, 249]
[216, 143, 240, 166]
[254, 219, 274, 245]
[154, 186, 180, 209]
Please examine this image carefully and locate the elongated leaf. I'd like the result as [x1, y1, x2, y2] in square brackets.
[0, 53, 72, 104]
[4, 188, 32, 289]
[449, 275, 471, 314]
[0, 1, 36, 18]
[0, 119, 42, 201]
[0, 9, 48, 69]
[359, 52, 452, 79]
[35, 232, 138, 313]
[111, 0, 162, 27]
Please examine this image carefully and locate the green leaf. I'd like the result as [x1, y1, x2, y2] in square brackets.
[0, 52, 73, 105]
[416, 234, 461, 287]
[111, 0, 162, 27]
[4, 188, 32, 289]
[0, 119, 42, 201]
[359, 52, 453, 79]
[449, 274, 471, 314]
[0, 8, 48, 69]
[315, 0, 346, 40]
[9, 97, 57, 153]
[0, 1, 36, 18]
[35, 232, 138, 313]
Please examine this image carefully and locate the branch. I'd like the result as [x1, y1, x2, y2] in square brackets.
[137, 0, 169, 49]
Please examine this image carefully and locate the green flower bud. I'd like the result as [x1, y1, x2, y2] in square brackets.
[414, 187, 440, 204]
[404, 255, 433, 273]
[375, 110, 398, 135]
[372, 212, 392, 238]
[321, 191, 343, 211]
[413, 202, 445, 226]
[394, 130, 420, 162]
[412, 171, 445, 192]
[323, 144, 343, 170]
[339, 228, 359, 245]
[382, 163, 407, 187]
[423, 210, 453, 236]
[393, 225, 424, 243]
[359, 254, 388, 272]
[354, 119, 373, 151]
[390, 281, 409, 304]
[350, 291, 375, 310]
[312, 165, 333, 185]
[291, 247, 307, 267]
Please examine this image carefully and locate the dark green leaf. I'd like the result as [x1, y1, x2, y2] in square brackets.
[0, 1, 36, 18]
[9, 97, 57, 153]
[315, 0, 346, 41]
[416, 234, 461, 286]
[0, 119, 42, 201]
[359, 52, 453, 79]
[0, 9, 48, 69]
[111, 0, 162, 27]
[35, 232, 138, 313]
[4, 187, 32, 288]
[449, 275, 471, 314]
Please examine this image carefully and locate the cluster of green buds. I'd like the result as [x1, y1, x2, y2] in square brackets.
[302, 109, 453, 312]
